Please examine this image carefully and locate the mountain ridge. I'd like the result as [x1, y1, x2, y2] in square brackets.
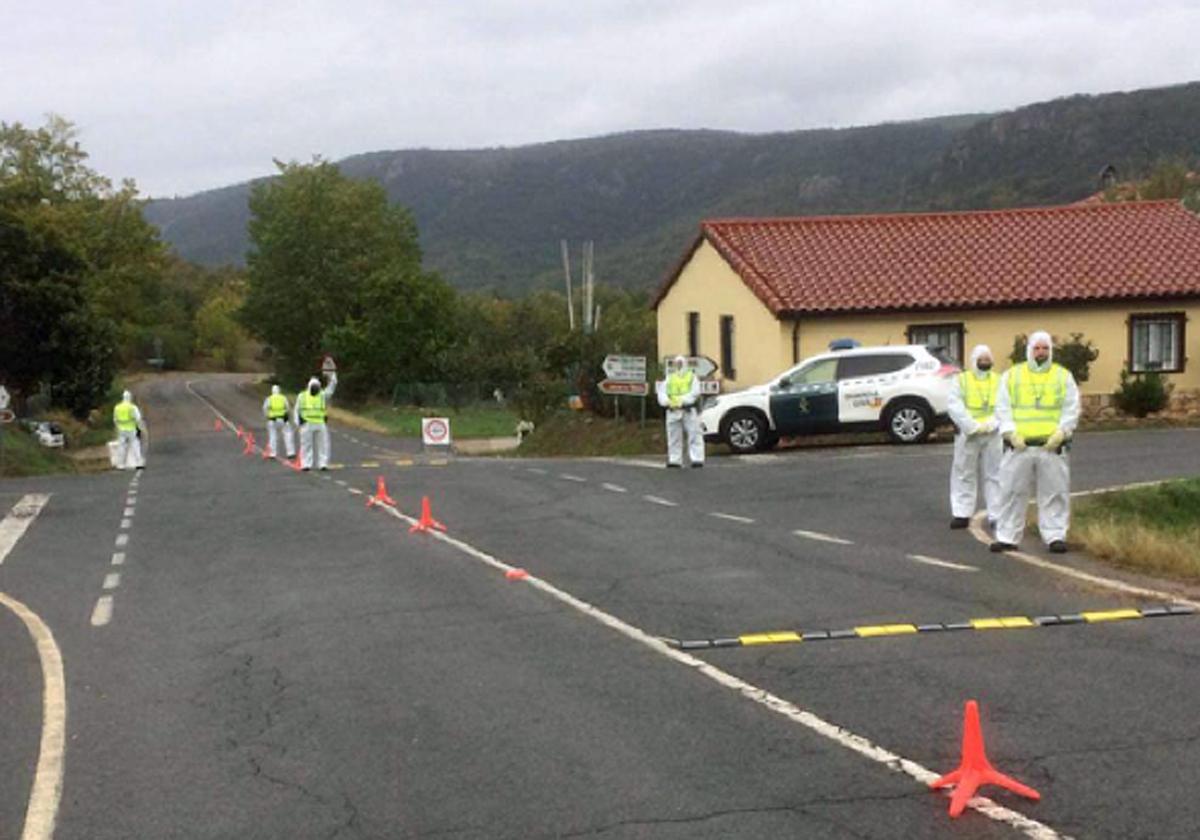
[143, 81, 1200, 294]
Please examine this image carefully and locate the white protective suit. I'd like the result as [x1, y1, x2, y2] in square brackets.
[947, 345, 1003, 524]
[262, 385, 295, 459]
[294, 373, 337, 470]
[655, 356, 704, 467]
[993, 331, 1081, 546]
[113, 390, 147, 470]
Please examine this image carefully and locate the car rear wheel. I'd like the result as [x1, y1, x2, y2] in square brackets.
[884, 400, 932, 444]
[722, 409, 767, 454]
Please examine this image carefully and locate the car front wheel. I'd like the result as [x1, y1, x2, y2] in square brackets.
[884, 400, 933, 444]
[722, 410, 767, 454]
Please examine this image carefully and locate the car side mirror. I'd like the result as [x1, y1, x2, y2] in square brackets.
[777, 376, 791, 389]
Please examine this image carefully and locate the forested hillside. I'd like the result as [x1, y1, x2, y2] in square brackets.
[144, 82, 1200, 294]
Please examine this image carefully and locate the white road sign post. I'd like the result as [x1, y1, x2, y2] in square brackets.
[601, 354, 648, 424]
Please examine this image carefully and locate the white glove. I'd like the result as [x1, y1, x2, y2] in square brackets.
[979, 417, 998, 435]
[1005, 432, 1026, 452]
[1044, 428, 1066, 451]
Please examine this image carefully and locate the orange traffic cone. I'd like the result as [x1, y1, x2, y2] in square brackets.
[930, 700, 1041, 818]
[261, 445, 273, 460]
[366, 475, 397, 508]
[409, 496, 447, 533]
[242, 433, 256, 456]
[214, 419, 223, 432]
[237, 424, 245, 439]
[505, 568, 529, 580]
[288, 451, 303, 471]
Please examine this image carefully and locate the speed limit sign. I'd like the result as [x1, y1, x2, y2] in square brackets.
[421, 417, 451, 447]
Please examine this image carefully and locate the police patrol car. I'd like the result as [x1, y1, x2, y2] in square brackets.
[700, 344, 957, 453]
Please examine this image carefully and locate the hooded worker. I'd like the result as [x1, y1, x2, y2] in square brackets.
[990, 331, 1080, 553]
[112, 389, 147, 471]
[293, 372, 337, 470]
[262, 384, 295, 459]
[655, 355, 704, 468]
[946, 344, 1003, 530]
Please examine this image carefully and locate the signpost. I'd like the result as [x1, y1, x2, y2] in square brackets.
[321, 355, 338, 375]
[601, 355, 648, 424]
[0, 385, 9, 474]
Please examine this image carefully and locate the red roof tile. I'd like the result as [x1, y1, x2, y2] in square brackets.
[653, 201, 1200, 315]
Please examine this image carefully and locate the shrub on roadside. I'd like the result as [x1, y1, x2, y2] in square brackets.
[1112, 368, 1172, 417]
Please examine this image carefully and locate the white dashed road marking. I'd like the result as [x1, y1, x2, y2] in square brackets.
[526, 467, 547, 475]
[120, 519, 132, 529]
[114, 534, 129, 548]
[102, 573, 121, 590]
[559, 474, 587, 483]
[643, 495, 677, 507]
[90, 596, 113, 627]
[907, 554, 978, 572]
[123, 507, 135, 517]
[111, 553, 125, 566]
[601, 483, 627, 493]
[709, 512, 755, 524]
[793, 529, 854, 545]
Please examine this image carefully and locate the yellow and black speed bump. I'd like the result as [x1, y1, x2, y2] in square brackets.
[665, 604, 1195, 650]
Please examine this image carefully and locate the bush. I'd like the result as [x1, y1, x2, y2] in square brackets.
[511, 376, 570, 424]
[1112, 368, 1172, 417]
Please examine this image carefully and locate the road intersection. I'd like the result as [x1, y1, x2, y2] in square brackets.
[1, 374, 1198, 838]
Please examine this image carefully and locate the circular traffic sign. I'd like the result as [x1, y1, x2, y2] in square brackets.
[0, 408, 15, 424]
[424, 418, 449, 444]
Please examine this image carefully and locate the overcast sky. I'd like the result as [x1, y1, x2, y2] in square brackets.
[4, 0, 1198, 198]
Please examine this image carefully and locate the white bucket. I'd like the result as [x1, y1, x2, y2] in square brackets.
[107, 440, 121, 468]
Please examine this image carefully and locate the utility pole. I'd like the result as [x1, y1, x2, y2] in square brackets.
[560, 239, 575, 331]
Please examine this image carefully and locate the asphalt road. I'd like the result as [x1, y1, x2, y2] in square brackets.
[2, 373, 1199, 839]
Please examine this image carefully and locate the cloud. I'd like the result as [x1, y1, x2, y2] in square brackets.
[3, 0, 1198, 197]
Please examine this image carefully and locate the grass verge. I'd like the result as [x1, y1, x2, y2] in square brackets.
[1072, 478, 1200, 581]
[0, 426, 75, 477]
[354, 404, 519, 439]
[515, 412, 669, 458]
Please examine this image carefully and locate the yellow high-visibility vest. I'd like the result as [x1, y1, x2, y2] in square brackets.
[959, 370, 999, 421]
[1008, 362, 1068, 440]
[298, 391, 326, 424]
[267, 393, 288, 419]
[113, 401, 137, 432]
[666, 370, 695, 403]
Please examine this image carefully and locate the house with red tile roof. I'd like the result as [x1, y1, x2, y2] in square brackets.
[653, 200, 1200, 396]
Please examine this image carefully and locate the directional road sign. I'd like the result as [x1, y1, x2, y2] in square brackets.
[602, 355, 646, 383]
[598, 380, 650, 397]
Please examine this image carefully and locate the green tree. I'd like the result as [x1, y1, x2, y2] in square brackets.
[195, 279, 249, 370]
[243, 159, 455, 393]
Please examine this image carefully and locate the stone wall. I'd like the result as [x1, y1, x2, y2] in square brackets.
[1082, 388, 1200, 423]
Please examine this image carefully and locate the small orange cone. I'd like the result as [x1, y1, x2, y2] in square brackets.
[288, 451, 303, 471]
[214, 419, 223, 432]
[366, 475, 397, 508]
[237, 424, 245, 439]
[409, 496, 447, 533]
[242, 433, 256, 456]
[261, 445, 273, 460]
[505, 568, 529, 580]
[930, 700, 1040, 817]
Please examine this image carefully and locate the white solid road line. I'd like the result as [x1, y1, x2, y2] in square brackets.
[0, 495, 51, 565]
[643, 495, 678, 507]
[366, 491, 1067, 839]
[907, 554, 978, 572]
[709, 512, 755, 524]
[793, 529, 854, 545]
[601, 483, 627, 493]
[0, 497, 68, 840]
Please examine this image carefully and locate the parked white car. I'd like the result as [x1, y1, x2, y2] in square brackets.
[33, 421, 65, 448]
[700, 345, 958, 453]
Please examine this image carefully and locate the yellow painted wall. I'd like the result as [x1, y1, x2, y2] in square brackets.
[794, 302, 1200, 395]
[656, 240, 792, 387]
